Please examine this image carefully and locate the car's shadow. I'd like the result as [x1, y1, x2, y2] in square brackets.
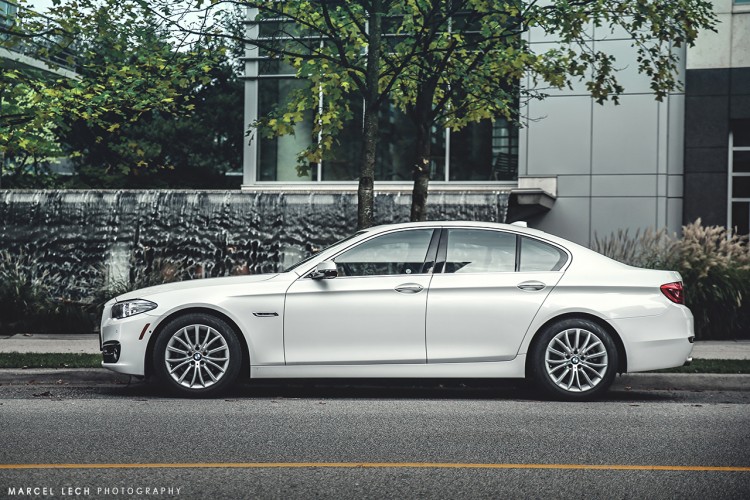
[104, 377, 677, 403]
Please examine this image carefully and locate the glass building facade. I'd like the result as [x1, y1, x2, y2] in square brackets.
[243, 10, 518, 186]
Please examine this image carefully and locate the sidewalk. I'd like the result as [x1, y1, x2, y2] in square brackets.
[1, 334, 750, 359]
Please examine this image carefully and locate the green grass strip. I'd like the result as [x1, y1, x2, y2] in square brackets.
[0, 353, 101, 369]
[649, 359, 750, 374]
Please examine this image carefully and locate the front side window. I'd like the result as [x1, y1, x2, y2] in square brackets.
[444, 229, 516, 273]
[334, 229, 434, 277]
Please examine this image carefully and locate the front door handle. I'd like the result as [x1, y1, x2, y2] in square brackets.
[395, 283, 424, 294]
[517, 280, 546, 291]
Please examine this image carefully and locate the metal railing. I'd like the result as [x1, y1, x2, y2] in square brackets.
[0, 0, 78, 72]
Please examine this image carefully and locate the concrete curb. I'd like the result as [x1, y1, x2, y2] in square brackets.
[0, 368, 131, 386]
[613, 373, 750, 392]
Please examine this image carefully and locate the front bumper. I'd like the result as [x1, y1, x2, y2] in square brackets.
[100, 301, 155, 376]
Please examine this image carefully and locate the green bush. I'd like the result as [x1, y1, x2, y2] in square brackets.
[593, 220, 750, 340]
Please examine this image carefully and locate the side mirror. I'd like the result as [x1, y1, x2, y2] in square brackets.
[311, 260, 338, 279]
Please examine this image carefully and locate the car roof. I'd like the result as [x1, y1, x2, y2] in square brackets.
[363, 221, 551, 239]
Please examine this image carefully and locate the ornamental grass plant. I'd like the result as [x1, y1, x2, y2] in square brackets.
[593, 220, 750, 339]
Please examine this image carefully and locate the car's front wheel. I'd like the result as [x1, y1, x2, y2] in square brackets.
[153, 313, 242, 397]
[530, 318, 618, 400]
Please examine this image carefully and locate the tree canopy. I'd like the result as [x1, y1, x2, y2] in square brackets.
[163, 0, 716, 226]
[0, 0, 243, 187]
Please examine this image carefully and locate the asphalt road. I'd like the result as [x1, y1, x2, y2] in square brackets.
[1, 380, 749, 499]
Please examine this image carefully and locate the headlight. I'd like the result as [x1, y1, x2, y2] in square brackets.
[111, 299, 157, 319]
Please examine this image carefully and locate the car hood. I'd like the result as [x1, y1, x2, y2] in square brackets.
[115, 274, 279, 302]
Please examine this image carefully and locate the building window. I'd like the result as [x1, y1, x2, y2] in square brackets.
[246, 11, 518, 184]
[729, 120, 750, 235]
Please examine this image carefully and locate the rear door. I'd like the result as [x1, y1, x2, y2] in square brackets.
[426, 228, 568, 362]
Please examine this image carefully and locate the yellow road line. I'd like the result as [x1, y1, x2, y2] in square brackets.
[0, 462, 749, 472]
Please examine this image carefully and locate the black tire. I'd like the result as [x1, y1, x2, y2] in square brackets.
[529, 318, 618, 401]
[153, 313, 242, 397]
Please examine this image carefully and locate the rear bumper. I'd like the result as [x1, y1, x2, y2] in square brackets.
[609, 305, 694, 373]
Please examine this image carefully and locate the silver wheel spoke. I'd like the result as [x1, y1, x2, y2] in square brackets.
[582, 340, 602, 355]
[169, 359, 192, 374]
[197, 365, 206, 387]
[177, 365, 192, 383]
[204, 356, 228, 362]
[204, 358, 226, 373]
[548, 347, 567, 358]
[167, 346, 187, 355]
[554, 337, 572, 354]
[546, 358, 568, 365]
[549, 363, 568, 374]
[174, 334, 191, 351]
[580, 368, 595, 387]
[189, 364, 198, 387]
[204, 336, 220, 350]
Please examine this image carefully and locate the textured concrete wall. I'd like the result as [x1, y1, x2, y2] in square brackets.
[0, 190, 509, 299]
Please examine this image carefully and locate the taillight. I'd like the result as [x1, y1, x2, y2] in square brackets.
[661, 282, 685, 304]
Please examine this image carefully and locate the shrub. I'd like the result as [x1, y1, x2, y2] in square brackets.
[0, 250, 98, 334]
[0, 250, 52, 331]
[593, 220, 750, 339]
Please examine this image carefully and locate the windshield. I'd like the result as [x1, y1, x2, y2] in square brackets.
[282, 231, 366, 273]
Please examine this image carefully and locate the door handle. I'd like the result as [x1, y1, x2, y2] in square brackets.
[517, 280, 546, 291]
[395, 283, 424, 294]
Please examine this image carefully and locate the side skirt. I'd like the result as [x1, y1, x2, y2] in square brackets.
[250, 355, 527, 379]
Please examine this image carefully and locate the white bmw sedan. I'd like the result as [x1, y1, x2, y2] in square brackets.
[100, 221, 694, 400]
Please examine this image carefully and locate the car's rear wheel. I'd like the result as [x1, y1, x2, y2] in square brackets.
[530, 318, 618, 400]
[153, 313, 242, 397]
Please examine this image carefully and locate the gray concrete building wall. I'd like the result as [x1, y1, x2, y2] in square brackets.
[519, 21, 687, 246]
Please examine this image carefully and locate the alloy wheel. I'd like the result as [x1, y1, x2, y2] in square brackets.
[544, 328, 609, 393]
[164, 324, 230, 389]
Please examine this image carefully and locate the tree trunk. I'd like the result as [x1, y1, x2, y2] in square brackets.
[357, 0, 383, 230]
[410, 86, 434, 222]
[410, 118, 431, 221]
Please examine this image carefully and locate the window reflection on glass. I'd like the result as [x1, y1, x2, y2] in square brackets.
[257, 78, 314, 181]
[445, 229, 516, 273]
[450, 118, 518, 181]
[334, 229, 434, 276]
[323, 95, 362, 181]
[376, 104, 416, 181]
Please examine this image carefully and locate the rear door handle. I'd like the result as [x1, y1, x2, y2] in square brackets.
[517, 280, 546, 291]
[395, 283, 424, 294]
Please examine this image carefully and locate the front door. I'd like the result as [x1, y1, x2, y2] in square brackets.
[284, 228, 437, 365]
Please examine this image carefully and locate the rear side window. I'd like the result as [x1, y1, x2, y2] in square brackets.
[520, 237, 567, 271]
[444, 229, 516, 273]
